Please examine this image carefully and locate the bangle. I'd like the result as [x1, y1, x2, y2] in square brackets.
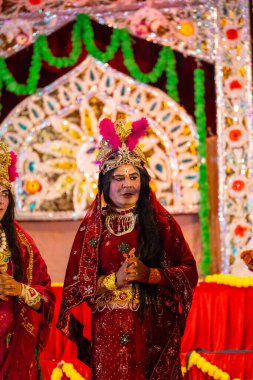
[103, 273, 118, 291]
[19, 284, 41, 307]
[148, 268, 162, 284]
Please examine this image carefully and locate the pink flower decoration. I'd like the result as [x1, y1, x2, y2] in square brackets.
[15, 32, 31, 46]
[8, 151, 19, 182]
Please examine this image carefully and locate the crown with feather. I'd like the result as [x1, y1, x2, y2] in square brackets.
[0, 141, 19, 190]
[97, 117, 149, 174]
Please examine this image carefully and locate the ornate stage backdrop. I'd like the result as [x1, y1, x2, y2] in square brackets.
[0, 0, 252, 276]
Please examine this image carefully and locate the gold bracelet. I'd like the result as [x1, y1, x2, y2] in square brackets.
[148, 268, 162, 284]
[103, 272, 118, 291]
[19, 284, 41, 306]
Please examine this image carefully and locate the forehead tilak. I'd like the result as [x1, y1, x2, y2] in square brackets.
[113, 165, 138, 176]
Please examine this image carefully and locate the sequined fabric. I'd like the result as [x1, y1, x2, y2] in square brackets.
[91, 224, 185, 379]
[57, 192, 198, 378]
[91, 306, 182, 380]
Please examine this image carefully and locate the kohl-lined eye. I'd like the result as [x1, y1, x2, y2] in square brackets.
[112, 176, 125, 182]
[0, 191, 8, 198]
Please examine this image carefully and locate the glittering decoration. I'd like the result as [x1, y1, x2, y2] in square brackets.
[118, 242, 130, 254]
[88, 238, 98, 248]
[0, 1, 214, 61]
[0, 56, 199, 220]
[95, 3, 215, 62]
[119, 332, 131, 346]
[215, 1, 253, 272]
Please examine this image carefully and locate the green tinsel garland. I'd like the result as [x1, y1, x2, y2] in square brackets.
[0, 13, 179, 102]
[194, 68, 211, 275]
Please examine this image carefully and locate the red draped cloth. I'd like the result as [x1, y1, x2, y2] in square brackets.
[57, 193, 198, 379]
[0, 222, 55, 380]
[42, 283, 253, 380]
[182, 282, 253, 351]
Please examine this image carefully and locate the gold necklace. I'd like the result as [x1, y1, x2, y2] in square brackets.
[105, 208, 137, 236]
[0, 228, 11, 272]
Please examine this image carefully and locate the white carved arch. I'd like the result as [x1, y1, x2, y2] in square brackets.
[0, 56, 199, 220]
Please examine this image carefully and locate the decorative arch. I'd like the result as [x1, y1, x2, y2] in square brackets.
[0, 56, 199, 220]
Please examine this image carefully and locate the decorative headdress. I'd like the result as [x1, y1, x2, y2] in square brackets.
[0, 141, 19, 190]
[97, 117, 149, 174]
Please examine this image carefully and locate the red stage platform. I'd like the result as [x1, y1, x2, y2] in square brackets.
[40, 281, 253, 380]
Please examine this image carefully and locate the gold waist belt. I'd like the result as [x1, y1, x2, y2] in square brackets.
[92, 285, 140, 311]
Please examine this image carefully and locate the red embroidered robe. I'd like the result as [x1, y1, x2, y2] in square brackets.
[57, 193, 198, 379]
[0, 222, 55, 380]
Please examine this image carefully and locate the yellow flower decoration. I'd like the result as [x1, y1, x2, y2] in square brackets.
[51, 361, 87, 380]
[25, 179, 42, 194]
[205, 274, 253, 288]
[179, 21, 195, 37]
[51, 367, 63, 380]
[185, 351, 238, 380]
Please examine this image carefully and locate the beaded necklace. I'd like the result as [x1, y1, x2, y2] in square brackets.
[104, 206, 137, 236]
[0, 227, 11, 272]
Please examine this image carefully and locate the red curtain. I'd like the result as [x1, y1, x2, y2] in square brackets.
[40, 283, 253, 379]
[181, 282, 253, 352]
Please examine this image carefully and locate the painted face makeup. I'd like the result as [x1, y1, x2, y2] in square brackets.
[109, 164, 141, 210]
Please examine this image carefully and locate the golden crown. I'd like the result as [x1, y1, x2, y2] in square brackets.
[0, 141, 18, 189]
[97, 117, 148, 174]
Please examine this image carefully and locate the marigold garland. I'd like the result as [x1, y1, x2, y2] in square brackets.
[205, 274, 253, 287]
[51, 362, 87, 380]
[185, 351, 241, 380]
[194, 68, 211, 275]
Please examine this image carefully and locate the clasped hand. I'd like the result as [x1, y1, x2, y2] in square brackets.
[0, 270, 22, 301]
[116, 248, 150, 287]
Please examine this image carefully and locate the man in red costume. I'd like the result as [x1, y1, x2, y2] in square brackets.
[57, 117, 198, 379]
[0, 141, 55, 380]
